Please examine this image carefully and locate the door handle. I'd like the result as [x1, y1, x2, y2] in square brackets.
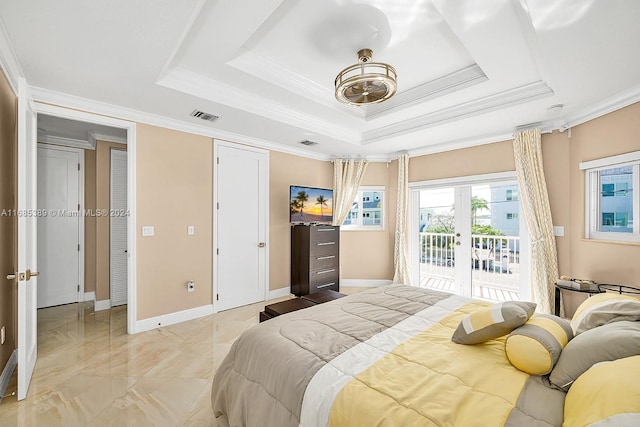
[455, 241, 461, 246]
[6, 273, 16, 280]
[258, 242, 266, 248]
[25, 269, 39, 281]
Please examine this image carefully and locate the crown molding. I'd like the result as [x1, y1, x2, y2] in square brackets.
[89, 132, 127, 146]
[157, 67, 361, 144]
[562, 84, 640, 131]
[38, 134, 95, 150]
[30, 86, 333, 161]
[362, 80, 554, 144]
[0, 15, 24, 94]
[364, 64, 488, 120]
[227, 51, 365, 120]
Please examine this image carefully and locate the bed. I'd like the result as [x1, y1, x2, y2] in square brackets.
[211, 285, 640, 427]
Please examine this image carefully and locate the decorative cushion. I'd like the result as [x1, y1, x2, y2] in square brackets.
[504, 314, 573, 375]
[563, 355, 640, 427]
[451, 301, 536, 345]
[571, 293, 640, 335]
[549, 321, 640, 391]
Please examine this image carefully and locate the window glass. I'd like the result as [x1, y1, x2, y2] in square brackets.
[342, 187, 384, 230]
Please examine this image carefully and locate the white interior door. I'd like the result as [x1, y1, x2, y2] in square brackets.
[216, 143, 267, 311]
[37, 146, 80, 308]
[110, 149, 128, 306]
[17, 78, 38, 401]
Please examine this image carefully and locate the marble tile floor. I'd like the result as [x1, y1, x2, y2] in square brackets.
[0, 287, 369, 426]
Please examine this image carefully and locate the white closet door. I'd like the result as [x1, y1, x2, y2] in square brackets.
[110, 149, 128, 306]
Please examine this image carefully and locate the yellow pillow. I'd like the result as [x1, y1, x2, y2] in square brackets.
[505, 314, 573, 375]
[571, 293, 640, 335]
[563, 356, 640, 427]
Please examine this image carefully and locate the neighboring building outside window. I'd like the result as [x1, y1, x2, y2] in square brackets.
[581, 151, 639, 242]
[506, 212, 518, 220]
[342, 186, 385, 230]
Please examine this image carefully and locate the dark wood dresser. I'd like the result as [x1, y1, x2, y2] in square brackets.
[290, 224, 340, 296]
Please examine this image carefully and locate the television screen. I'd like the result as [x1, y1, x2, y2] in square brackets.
[290, 185, 333, 224]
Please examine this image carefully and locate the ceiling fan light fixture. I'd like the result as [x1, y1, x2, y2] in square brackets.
[335, 49, 397, 106]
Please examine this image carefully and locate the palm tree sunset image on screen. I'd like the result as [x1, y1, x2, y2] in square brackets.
[290, 186, 333, 224]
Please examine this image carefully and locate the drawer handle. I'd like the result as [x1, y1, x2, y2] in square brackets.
[317, 283, 335, 289]
[316, 242, 336, 246]
[317, 269, 336, 275]
[316, 255, 336, 260]
[317, 228, 336, 232]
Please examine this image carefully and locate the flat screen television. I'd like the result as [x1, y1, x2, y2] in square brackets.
[290, 185, 333, 224]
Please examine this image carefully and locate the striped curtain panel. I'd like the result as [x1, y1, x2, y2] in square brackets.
[513, 129, 560, 314]
[393, 153, 412, 285]
[332, 159, 369, 226]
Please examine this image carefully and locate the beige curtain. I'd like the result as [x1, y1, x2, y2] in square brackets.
[393, 154, 412, 285]
[332, 159, 369, 226]
[513, 129, 559, 314]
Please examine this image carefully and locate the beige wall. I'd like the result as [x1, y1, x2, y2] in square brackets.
[269, 151, 332, 289]
[340, 162, 395, 280]
[0, 69, 16, 367]
[409, 140, 515, 182]
[67, 100, 640, 321]
[563, 103, 640, 311]
[136, 124, 212, 319]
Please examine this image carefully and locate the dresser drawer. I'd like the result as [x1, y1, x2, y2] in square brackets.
[310, 267, 338, 285]
[309, 240, 338, 257]
[309, 226, 339, 244]
[309, 280, 340, 293]
[309, 253, 338, 271]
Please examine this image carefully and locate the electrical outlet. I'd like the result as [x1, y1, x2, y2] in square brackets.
[1, 326, 5, 345]
[187, 280, 195, 292]
[187, 225, 195, 235]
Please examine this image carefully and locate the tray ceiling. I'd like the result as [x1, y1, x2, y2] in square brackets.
[1, 0, 639, 158]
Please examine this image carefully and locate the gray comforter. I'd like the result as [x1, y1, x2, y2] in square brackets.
[211, 285, 565, 427]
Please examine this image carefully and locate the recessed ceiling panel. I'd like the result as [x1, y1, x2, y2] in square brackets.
[227, 0, 478, 100]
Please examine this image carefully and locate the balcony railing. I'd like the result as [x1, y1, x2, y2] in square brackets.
[419, 232, 521, 301]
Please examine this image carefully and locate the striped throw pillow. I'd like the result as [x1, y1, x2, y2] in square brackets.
[451, 301, 536, 345]
[505, 314, 573, 375]
[571, 293, 640, 335]
[563, 356, 640, 427]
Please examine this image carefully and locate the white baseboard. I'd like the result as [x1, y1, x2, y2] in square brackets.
[0, 349, 17, 402]
[95, 299, 111, 311]
[83, 291, 96, 302]
[134, 304, 214, 334]
[268, 287, 292, 300]
[341, 279, 392, 287]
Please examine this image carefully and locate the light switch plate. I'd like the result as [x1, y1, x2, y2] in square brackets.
[187, 226, 195, 235]
[553, 226, 565, 237]
[142, 226, 155, 237]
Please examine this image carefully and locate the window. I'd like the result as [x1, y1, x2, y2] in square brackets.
[342, 186, 385, 230]
[581, 151, 640, 242]
[506, 189, 519, 201]
[506, 212, 518, 220]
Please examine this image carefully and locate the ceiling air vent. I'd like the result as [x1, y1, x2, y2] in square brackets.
[298, 140, 318, 146]
[190, 109, 219, 122]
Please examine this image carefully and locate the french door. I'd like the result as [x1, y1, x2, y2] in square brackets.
[410, 173, 530, 302]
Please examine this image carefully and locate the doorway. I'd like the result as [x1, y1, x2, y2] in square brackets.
[214, 141, 268, 311]
[410, 173, 530, 302]
[35, 114, 129, 311]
